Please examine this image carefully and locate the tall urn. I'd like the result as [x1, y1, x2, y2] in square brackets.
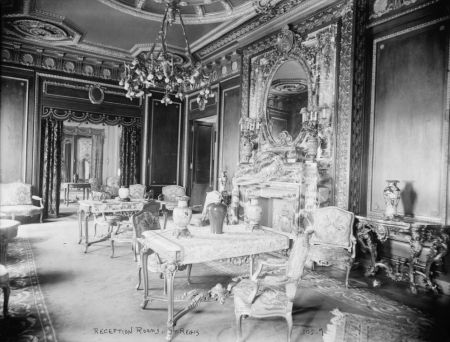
[383, 180, 401, 220]
[246, 197, 262, 231]
[173, 196, 192, 238]
[207, 202, 227, 234]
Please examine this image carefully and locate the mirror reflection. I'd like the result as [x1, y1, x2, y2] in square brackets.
[266, 60, 308, 141]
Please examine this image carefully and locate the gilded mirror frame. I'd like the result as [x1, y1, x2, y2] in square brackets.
[261, 56, 313, 147]
[246, 24, 338, 155]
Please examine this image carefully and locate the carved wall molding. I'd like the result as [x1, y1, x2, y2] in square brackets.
[197, 0, 338, 59]
[1, 42, 123, 82]
[349, 0, 369, 215]
[42, 107, 142, 127]
[334, 2, 354, 210]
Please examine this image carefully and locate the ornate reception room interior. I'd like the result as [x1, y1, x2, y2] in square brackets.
[1, 0, 450, 341]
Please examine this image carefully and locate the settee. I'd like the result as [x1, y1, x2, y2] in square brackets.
[0, 182, 44, 223]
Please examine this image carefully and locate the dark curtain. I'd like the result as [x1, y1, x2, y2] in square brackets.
[120, 126, 141, 187]
[41, 118, 63, 218]
[91, 133, 104, 182]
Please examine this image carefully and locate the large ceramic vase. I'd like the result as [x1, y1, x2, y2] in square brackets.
[246, 197, 262, 230]
[118, 186, 130, 199]
[208, 202, 227, 234]
[173, 196, 192, 238]
[383, 180, 401, 220]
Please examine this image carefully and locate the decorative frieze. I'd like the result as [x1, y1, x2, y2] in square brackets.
[1, 43, 123, 82]
[42, 107, 141, 127]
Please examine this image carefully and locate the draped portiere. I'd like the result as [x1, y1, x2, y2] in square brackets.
[120, 126, 140, 187]
[91, 133, 104, 182]
[41, 118, 63, 218]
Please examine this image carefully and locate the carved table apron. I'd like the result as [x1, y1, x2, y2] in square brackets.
[141, 224, 289, 342]
[78, 200, 145, 253]
[355, 215, 449, 294]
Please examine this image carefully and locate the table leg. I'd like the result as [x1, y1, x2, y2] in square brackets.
[165, 264, 177, 342]
[78, 209, 83, 244]
[67, 187, 70, 206]
[141, 249, 149, 309]
[249, 255, 254, 276]
[65, 187, 68, 206]
[84, 213, 90, 253]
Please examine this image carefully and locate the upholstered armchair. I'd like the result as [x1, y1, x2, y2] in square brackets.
[129, 184, 147, 199]
[104, 176, 120, 197]
[110, 201, 162, 259]
[305, 206, 356, 288]
[231, 233, 310, 342]
[159, 185, 186, 230]
[133, 208, 192, 309]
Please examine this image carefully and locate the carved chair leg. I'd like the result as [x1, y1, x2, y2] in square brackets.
[286, 314, 293, 342]
[345, 264, 351, 289]
[39, 212, 43, 223]
[187, 264, 192, 284]
[110, 240, 115, 258]
[163, 211, 168, 230]
[235, 314, 243, 342]
[136, 266, 142, 290]
[2, 285, 10, 317]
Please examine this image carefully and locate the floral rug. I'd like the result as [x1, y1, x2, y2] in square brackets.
[205, 259, 436, 341]
[323, 308, 429, 342]
[0, 238, 57, 342]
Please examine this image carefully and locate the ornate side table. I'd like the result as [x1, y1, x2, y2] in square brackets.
[355, 216, 449, 294]
[0, 219, 20, 264]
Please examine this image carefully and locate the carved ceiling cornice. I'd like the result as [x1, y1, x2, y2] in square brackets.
[1, 40, 124, 82]
[195, 0, 342, 61]
[97, 0, 259, 25]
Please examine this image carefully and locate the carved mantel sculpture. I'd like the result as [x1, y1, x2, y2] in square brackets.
[233, 24, 339, 233]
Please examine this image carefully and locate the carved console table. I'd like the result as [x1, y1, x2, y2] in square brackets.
[355, 215, 449, 294]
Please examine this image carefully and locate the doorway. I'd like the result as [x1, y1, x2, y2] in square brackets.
[189, 116, 217, 211]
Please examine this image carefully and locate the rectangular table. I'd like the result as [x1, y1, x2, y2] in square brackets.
[62, 182, 91, 206]
[78, 199, 146, 253]
[141, 224, 289, 341]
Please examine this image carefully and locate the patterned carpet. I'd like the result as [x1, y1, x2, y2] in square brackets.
[0, 238, 57, 342]
[205, 259, 437, 342]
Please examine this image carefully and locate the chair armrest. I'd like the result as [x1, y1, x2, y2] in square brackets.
[250, 258, 288, 281]
[32, 195, 44, 208]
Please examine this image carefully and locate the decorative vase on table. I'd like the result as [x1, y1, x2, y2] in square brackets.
[173, 196, 192, 238]
[246, 197, 262, 231]
[383, 180, 401, 220]
[118, 186, 130, 200]
[207, 202, 227, 234]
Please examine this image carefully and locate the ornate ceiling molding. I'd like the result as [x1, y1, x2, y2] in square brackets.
[3, 14, 82, 46]
[97, 0, 257, 24]
[196, 0, 339, 60]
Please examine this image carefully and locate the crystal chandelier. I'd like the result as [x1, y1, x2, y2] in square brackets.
[120, 1, 214, 107]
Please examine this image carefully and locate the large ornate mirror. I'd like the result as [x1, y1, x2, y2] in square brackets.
[266, 60, 309, 144]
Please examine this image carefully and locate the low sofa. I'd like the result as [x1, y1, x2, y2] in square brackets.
[0, 182, 44, 223]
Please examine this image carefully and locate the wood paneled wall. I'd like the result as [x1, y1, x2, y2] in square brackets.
[0, 67, 36, 185]
[365, 8, 450, 223]
[219, 77, 241, 183]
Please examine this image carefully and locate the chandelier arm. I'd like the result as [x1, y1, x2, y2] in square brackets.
[160, 5, 170, 55]
[177, 9, 195, 62]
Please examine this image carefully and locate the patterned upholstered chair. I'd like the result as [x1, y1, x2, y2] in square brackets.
[305, 206, 356, 288]
[110, 201, 161, 259]
[133, 208, 192, 309]
[129, 184, 147, 199]
[232, 233, 311, 342]
[160, 185, 186, 230]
